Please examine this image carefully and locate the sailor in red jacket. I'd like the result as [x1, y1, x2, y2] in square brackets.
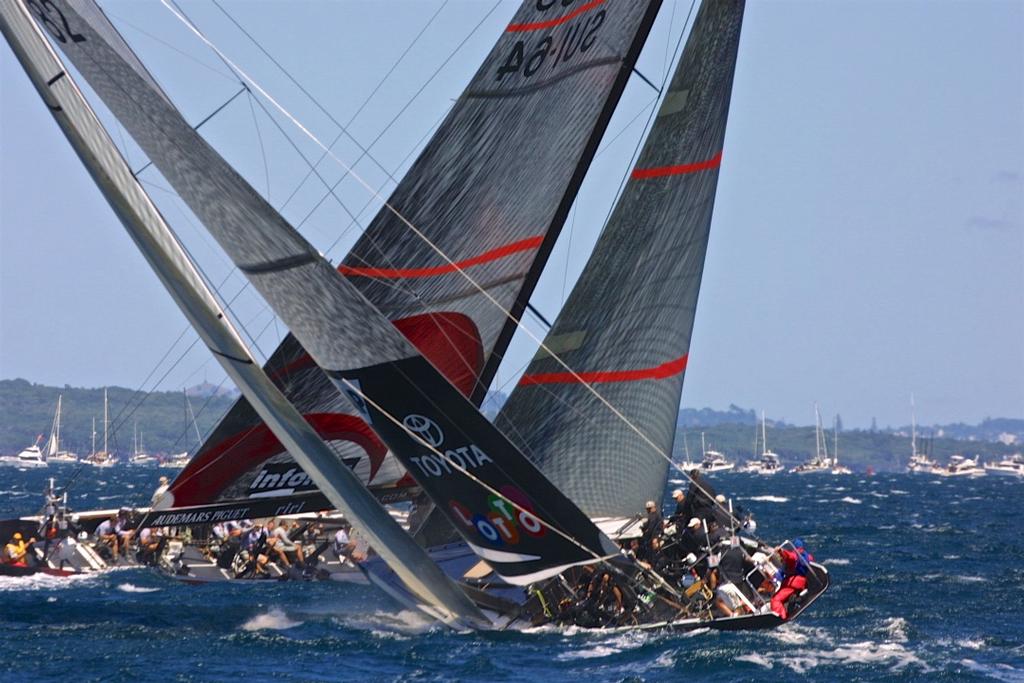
[770, 538, 813, 620]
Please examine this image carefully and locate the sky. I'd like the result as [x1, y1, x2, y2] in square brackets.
[1, 0, 1022, 430]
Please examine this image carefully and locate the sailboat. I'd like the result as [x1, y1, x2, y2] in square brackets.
[83, 388, 116, 467]
[906, 396, 939, 473]
[3, 0, 829, 630]
[0, 394, 75, 467]
[830, 416, 851, 475]
[46, 394, 79, 463]
[128, 420, 157, 465]
[791, 404, 832, 474]
[699, 433, 736, 474]
[739, 411, 782, 475]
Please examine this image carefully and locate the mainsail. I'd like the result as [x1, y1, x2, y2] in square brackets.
[159, 0, 664, 509]
[496, 0, 746, 518]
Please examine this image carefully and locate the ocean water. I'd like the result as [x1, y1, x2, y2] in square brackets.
[1, 466, 1022, 682]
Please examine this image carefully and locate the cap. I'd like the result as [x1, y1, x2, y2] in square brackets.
[715, 494, 726, 503]
[793, 538, 805, 549]
[645, 500, 656, 509]
[688, 517, 701, 528]
[684, 553, 697, 564]
[672, 489, 684, 497]
[158, 476, 168, 483]
[13, 532, 22, 540]
[752, 552, 768, 564]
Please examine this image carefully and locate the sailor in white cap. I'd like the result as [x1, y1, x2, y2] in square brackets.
[669, 488, 687, 526]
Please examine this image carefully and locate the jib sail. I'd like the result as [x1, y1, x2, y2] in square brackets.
[163, 0, 663, 509]
[496, 0, 747, 518]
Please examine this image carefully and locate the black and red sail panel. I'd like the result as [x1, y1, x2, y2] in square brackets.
[496, 0, 747, 518]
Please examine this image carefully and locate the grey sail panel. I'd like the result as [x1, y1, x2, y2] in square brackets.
[496, 0, 746, 518]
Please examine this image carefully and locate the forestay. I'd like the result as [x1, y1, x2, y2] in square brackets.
[496, 0, 746, 518]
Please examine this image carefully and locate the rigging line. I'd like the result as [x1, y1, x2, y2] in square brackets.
[246, 91, 272, 202]
[161, 0, 748, 534]
[220, 0, 451, 214]
[104, 10, 238, 83]
[631, 67, 661, 94]
[525, 303, 553, 330]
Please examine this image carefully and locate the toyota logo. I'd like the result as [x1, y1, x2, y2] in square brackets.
[402, 414, 444, 448]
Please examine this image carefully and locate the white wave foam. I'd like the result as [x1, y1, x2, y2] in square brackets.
[333, 609, 436, 637]
[956, 576, 986, 584]
[746, 495, 789, 503]
[840, 496, 862, 504]
[890, 489, 909, 495]
[883, 616, 909, 643]
[961, 659, 1024, 683]
[771, 641, 928, 674]
[0, 572, 98, 592]
[46, 596, 57, 603]
[736, 653, 774, 669]
[869, 492, 889, 498]
[117, 583, 160, 593]
[959, 638, 986, 650]
[241, 608, 303, 632]
[555, 629, 652, 661]
[822, 558, 850, 566]
[943, 555, 961, 560]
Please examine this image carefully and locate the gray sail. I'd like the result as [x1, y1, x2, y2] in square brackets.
[496, 0, 746, 518]
[2, 0, 489, 629]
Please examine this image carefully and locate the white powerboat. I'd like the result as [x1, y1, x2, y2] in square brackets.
[935, 455, 985, 477]
[983, 454, 1024, 477]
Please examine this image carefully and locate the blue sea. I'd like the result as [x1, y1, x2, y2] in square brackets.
[1, 465, 1021, 682]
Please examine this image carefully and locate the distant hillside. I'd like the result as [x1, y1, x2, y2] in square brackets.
[0, 379, 235, 456]
[2, 379, 1018, 470]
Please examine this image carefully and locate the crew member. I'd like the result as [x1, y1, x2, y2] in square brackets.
[669, 489, 687, 526]
[333, 524, 359, 562]
[770, 538, 814, 620]
[640, 500, 663, 547]
[151, 476, 170, 507]
[3, 532, 34, 566]
[95, 515, 120, 559]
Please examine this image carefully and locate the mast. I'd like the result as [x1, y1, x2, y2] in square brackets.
[761, 410, 768, 456]
[0, 0, 486, 630]
[102, 388, 108, 456]
[911, 394, 918, 460]
[90, 417, 96, 458]
[833, 415, 839, 467]
[814, 403, 822, 462]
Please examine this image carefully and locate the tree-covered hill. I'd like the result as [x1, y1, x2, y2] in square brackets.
[0, 379, 234, 457]
[2, 379, 1018, 470]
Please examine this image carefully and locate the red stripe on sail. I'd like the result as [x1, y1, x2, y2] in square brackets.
[507, 0, 606, 32]
[631, 151, 722, 180]
[519, 354, 688, 386]
[339, 235, 543, 279]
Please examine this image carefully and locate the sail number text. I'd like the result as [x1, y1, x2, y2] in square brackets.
[496, 9, 606, 81]
[26, 0, 86, 44]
